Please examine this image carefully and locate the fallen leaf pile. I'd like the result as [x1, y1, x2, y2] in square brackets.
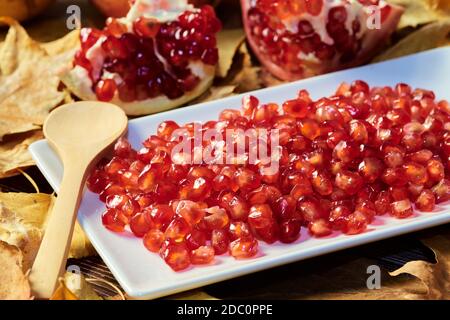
[0, 0, 449, 300]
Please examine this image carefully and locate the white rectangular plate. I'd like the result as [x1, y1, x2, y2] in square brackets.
[30, 47, 450, 299]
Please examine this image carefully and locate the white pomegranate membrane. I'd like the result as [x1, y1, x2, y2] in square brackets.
[74, 2, 221, 102]
[87, 80, 450, 271]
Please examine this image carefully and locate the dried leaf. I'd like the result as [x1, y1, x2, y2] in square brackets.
[227, 43, 262, 93]
[372, 19, 450, 62]
[0, 241, 31, 300]
[216, 29, 246, 78]
[0, 18, 67, 138]
[261, 68, 287, 88]
[387, 0, 450, 29]
[0, 192, 95, 272]
[0, 130, 43, 179]
[390, 233, 450, 299]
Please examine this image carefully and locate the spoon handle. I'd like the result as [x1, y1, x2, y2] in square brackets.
[29, 161, 88, 299]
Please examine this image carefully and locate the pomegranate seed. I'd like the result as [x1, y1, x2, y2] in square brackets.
[309, 219, 332, 237]
[390, 199, 413, 219]
[279, 219, 301, 243]
[229, 238, 259, 259]
[248, 204, 274, 229]
[415, 189, 435, 212]
[335, 170, 364, 195]
[95, 79, 117, 102]
[143, 229, 165, 252]
[102, 209, 125, 232]
[130, 211, 153, 237]
[160, 241, 191, 271]
[191, 246, 215, 265]
[404, 162, 428, 185]
[427, 159, 445, 182]
[211, 229, 230, 255]
[329, 205, 351, 231]
[150, 204, 174, 231]
[343, 211, 368, 235]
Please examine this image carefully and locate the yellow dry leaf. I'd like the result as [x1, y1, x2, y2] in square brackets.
[41, 29, 80, 57]
[0, 192, 95, 271]
[387, 0, 450, 29]
[216, 29, 246, 78]
[390, 233, 450, 300]
[0, 241, 31, 300]
[0, 18, 67, 139]
[195, 85, 237, 103]
[373, 19, 450, 62]
[0, 130, 43, 179]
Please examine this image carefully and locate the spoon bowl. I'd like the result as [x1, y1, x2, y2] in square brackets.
[30, 101, 127, 299]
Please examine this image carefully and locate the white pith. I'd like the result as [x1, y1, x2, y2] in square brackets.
[68, 0, 216, 115]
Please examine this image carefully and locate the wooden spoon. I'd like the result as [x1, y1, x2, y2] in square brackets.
[29, 101, 127, 299]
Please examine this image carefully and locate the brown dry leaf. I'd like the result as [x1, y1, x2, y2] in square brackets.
[0, 17, 67, 139]
[226, 43, 262, 93]
[0, 192, 95, 271]
[0, 130, 43, 179]
[216, 29, 246, 78]
[390, 233, 450, 299]
[0, 241, 31, 300]
[373, 19, 450, 62]
[387, 0, 450, 29]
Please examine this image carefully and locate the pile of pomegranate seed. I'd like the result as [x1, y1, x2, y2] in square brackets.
[88, 80, 450, 271]
[75, 5, 221, 102]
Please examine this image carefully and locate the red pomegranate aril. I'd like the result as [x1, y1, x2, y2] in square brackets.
[102, 209, 125, 232]
[203, 206, 230, 230]
[160, 241, 191, 271]
[358, 157, 384, 183]
[133, 17, 161, 38]
[279, 219, 301, 243]
[374, 190, 391, 215]
[229, 238, 259, 259]
[309, 219, 332, 237]
[191, 246, 215, 265]
[432, 179, 450, 203]
[311, 170, 333, 196]
[143, 229, 165, 252]
[150, 204, 174, 230]
[355, 200, 376, 222]
[95, 79, 117, 102]
[329, 205, 351, 231]
[165, 216, 191, 242]
[186, 229, 207, 250]
[415, 189, 435, 212]
[220, 193, 249, 221]
[404, 162, 428, 185]
[333, 140, 360, 163]
[211, 229, 230, 255]
[248, 204, 274, 229]
[427, 159, 445, 182]
[343, 211, 368, 235]
[389, 187, 409, 201]
[390, 199, 413, 219]
[130, 211, 153, 237]
[335, 170, 364, 195]
[298, 196, 324, 222]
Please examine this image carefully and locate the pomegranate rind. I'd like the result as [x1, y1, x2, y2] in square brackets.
[61, 64, 215, 116]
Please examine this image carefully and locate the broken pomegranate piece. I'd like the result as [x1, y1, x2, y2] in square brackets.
[89, 80, 449, 271]
[241, 0, 404, 80]
[63, 0, 221, 115]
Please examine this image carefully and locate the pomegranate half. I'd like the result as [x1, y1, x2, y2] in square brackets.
[241, 0, 404, 81]
[62, 0, 222, 116]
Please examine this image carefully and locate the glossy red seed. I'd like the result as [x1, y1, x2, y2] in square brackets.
[309, 219, 332, 237]
[102, 209, 125, 232]
[390, 199, 413, 219]
[130, 211, 153, 237]
[415, 189, 435, 212]
[150, 205, 174, 231]
[185, 229, 207, 250]
[160, 241, 191, 271]
[311, 170, 333, 196]
[343, 211, 368, 235]
[229, 238, 259, 259]
[143, 229, 165, 252]
[335, 170, 364, 195]
[203, 206, 230, 230]
[427, 159, 445, 182]
[211, 229, 230, 255]
[404, 162, 428, 185]
[165, 216, 191, 242]
[279, 219, 301, 243]
[95, 79, 117, 102]
[191, 246, 215, 265]
[329, 205, 351, 231]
